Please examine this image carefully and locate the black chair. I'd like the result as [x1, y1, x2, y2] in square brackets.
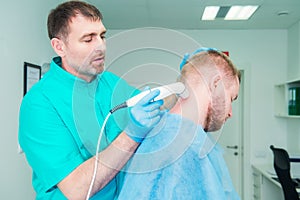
[270, 145, 299, 200]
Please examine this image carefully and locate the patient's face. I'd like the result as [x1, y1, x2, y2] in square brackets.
[205, 76, 239, 132]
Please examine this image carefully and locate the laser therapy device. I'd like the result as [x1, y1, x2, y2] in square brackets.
[86, 82, 189, 200]
[110, 82, 189, 113]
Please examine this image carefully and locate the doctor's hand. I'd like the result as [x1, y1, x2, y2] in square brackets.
[125, 89, 164, 143]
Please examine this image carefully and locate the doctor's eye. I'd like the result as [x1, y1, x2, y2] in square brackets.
[83, 36, 93, 43]
[100, 34, 106, 39]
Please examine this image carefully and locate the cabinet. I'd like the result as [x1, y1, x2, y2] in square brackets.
[252, 165, 284, 200]
[274, 78, 300, 118]
[252, 169, 262, 199]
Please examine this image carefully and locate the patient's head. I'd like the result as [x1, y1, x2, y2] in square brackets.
[174, 49, 240, 132]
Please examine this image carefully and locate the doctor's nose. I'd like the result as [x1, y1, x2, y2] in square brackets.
[94, 36, 106, 51]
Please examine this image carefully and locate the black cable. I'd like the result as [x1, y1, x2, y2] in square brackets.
[110, 102, 128, 114]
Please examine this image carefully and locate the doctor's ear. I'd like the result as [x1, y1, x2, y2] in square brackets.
[51, 38, 65, 57]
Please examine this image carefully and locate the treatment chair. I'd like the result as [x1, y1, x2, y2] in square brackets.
[270, 145, 299, 200]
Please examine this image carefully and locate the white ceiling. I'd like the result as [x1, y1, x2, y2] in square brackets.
[90, 0, 300, 30]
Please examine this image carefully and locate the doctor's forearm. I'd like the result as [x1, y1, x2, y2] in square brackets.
[57, 132, 139, 200]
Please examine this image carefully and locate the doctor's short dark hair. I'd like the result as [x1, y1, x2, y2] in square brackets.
[47, 0, 103, 40]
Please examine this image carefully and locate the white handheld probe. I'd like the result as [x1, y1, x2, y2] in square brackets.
[110, 82, 189, 113]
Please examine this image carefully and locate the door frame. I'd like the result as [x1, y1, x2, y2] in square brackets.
[241, 69, 252, 200]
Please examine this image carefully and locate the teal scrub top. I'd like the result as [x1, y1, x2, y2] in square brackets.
[19, 57, 138, 200]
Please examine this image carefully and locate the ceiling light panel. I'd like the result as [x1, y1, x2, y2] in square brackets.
[202, 6, 220, 20]
[225, 5, 259, 20]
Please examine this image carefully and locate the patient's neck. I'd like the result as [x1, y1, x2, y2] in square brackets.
[170, 101, 200, 125]
[170, 88, 209, 126]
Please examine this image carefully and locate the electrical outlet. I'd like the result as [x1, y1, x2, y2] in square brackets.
[255, 151, 266, 158]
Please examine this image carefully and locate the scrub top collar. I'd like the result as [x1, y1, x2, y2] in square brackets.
[50, 56, 101, 89]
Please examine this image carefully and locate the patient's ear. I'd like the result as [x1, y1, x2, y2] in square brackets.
[51, 38, 65, 57]
[210, 74, 221, 91]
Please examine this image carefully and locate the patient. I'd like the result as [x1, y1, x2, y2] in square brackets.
[117, 48, 241, 200]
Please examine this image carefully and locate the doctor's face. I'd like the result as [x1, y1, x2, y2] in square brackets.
[60, 14, 107, 82]
[205, 76, 239, 132]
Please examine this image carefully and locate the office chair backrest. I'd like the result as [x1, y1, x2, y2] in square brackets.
[270, 145, 299, 200]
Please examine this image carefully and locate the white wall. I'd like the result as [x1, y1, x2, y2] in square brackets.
[287, 21, 300, 80]
[0, 0, 59, 199]
[287, 22, 300, 154]
[106, 29, 288, 200]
